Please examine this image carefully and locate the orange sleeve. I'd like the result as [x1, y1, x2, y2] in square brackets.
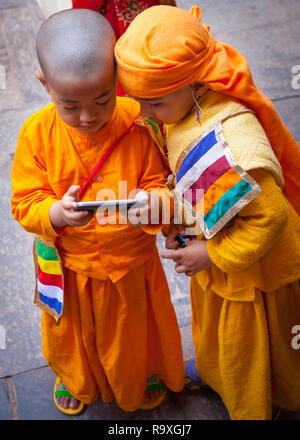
[137, 128, 174, 235]
[11, 123, 61, 238]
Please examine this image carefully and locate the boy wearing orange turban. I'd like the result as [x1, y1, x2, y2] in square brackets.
[115, 5, 300, 419]
[11, 9, 185, 415]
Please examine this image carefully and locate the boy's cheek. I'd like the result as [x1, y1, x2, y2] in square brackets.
[55, 109, 78, 127]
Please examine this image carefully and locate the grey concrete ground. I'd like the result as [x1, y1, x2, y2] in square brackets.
[0, 0, 299, 420]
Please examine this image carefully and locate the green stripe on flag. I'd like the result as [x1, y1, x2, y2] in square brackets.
[204, 180, 252, 230]
[36, 240, 59, 261]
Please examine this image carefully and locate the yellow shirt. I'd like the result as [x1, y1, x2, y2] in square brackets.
[11, 98, 171, 283]
[166, 90, 284, 187]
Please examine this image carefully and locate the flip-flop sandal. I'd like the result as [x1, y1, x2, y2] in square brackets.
[184, 358, 210, 390]
[139, 375, 167, 410]
[54, 377, 85, 416]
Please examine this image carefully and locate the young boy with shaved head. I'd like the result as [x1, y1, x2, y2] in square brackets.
[11, 8, 185, 415]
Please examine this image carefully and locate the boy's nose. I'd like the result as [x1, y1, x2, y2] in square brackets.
[80, 107, 98, 123]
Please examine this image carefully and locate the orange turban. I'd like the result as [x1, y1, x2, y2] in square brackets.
[115, 5, 300, 215]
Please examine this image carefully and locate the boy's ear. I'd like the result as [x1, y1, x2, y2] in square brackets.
[34, 70, 50, 94]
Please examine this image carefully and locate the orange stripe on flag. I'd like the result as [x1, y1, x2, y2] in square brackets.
[195, 168, 242, 216]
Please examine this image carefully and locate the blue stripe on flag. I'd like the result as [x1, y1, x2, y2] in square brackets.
[39, 291, 62, 315]
[204, 180, 252, 230]
[177, 130, 217, 183]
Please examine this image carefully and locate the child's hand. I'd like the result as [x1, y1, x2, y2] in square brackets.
[50, 185, 95, 228]
[160, 239, 213, 276]
[165, 221, 187, 249]
[128, 190, 162, 226]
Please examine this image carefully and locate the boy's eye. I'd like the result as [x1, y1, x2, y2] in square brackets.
[64, 106, 77, 112]
[151, 103, 162, 107]
[96, 99, 110, 106]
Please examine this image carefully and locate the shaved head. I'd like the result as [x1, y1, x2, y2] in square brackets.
[36, 8, 116, 86]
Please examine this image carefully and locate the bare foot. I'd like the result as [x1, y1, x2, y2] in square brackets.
[55, 382, 79, 410]
[142, 388, 165, 404]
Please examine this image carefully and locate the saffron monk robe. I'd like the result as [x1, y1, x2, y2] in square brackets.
[114, 5, 300, 420]
[11, 9, 185, 415]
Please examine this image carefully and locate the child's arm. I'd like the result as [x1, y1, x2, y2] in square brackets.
[11, 124, 59, 238]
[161, 169, 289, 275]
[11, 124, 93, 237]
[206, 168, 289, 273]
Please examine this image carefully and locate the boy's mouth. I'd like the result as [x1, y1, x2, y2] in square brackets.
[79, 122, 101, 131]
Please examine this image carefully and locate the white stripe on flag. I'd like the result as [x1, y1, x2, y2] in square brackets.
[37, 281, 63, 303]
[177, 142, 224, 195]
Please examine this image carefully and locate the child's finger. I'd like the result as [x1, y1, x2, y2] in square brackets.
[67, 210, 94, 226]
[128, 203, 150, 226]
[165, 232, 179, 249]
[84, 210, 95, 220]
[137, 206, 149, 217]
[176, 224, 186, 236]
[160, 250, 182, 261]
[165, 238, 179, 250]
[69, 210, 90, 220]
[61, 200, 77, 211]
[66, 185, 81, 199]
[134, 190, 149, 202]
[128, 207, 140, 217]
[175, 263, 188, 273]
[185, 270, 196, 277]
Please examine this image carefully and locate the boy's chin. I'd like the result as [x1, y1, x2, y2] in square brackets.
[75, 122, 106, 134]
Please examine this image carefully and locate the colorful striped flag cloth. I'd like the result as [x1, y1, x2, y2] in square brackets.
[175, 123, 261, 239]
[33, 237, 64, 322]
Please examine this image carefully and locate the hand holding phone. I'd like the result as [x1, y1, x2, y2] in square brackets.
[50, 185, 95, 228]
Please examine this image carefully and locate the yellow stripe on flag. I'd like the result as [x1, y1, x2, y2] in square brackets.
[37, 254, 62, 275]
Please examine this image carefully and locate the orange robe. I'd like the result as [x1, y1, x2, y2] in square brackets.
[11, 97, 185, 411]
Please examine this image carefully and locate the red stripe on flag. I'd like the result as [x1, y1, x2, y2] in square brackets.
[37, 264, 63, 289]
[183, 156, 231, 206]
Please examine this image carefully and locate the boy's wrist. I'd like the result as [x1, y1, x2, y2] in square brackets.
[49, 200, 67, 228]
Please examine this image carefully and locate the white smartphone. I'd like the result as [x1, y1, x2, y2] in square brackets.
[75, 199, 147, 211]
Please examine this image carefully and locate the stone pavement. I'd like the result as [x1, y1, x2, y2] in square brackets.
[0, 0, 299, 420]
